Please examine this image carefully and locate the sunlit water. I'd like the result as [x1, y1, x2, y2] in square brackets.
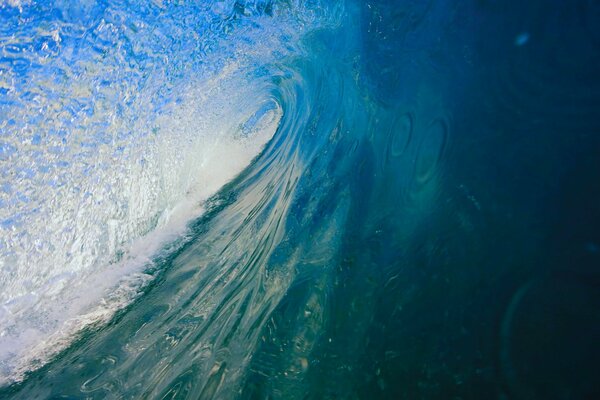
[1, 0, 599, 399]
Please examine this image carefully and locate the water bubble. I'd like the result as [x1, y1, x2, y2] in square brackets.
[514, 32, 530, 47]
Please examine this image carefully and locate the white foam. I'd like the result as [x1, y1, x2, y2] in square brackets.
[0, 62, 282, 385]
[0, 0, 340, 385]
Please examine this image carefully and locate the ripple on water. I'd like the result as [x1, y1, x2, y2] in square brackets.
[414, 117, 448, 184]
[388, 112, 413, 158]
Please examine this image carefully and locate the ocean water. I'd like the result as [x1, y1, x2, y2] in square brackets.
[1, 0, 599, 399]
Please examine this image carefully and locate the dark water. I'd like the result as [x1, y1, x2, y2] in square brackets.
[1, 0, 599, 399]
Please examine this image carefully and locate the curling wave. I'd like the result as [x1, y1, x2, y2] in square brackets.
[0, 0, 337, 386]
[2, 0, 600, 399]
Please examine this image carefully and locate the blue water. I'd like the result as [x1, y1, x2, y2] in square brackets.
[1, 0, 600, 398]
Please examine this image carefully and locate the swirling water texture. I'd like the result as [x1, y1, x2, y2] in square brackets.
[2, 0, 600, 399]
[0, 0, 336, 387]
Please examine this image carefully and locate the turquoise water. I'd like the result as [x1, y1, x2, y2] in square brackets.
[1, 0, 599, 398]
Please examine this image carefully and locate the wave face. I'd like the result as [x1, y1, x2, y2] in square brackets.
[0, 0, 325, 385]
[2, 0, 600, 398]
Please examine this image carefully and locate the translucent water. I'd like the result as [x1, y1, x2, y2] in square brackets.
[1, 0, 599, 399]
[0, 0, 304, 385]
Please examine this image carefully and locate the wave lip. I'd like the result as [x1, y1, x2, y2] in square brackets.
[0, 0, 329, 386]
[0, 66, 283, 385]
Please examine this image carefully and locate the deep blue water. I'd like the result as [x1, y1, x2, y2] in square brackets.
[1, 0, 599, 399]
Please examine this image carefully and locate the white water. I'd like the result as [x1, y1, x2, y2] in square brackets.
[0, 0, 340, 385]
[0, 61, 282, 384]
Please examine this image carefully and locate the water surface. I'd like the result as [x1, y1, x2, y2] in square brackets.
[1, 0, 599, 398]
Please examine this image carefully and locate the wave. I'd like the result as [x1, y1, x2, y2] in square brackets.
[2, 0, 600, 398]
[0, 0, 336, 386]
